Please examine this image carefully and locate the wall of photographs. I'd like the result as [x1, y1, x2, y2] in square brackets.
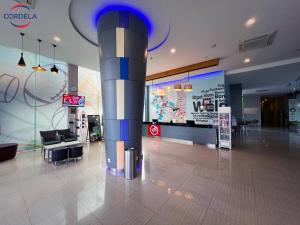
[0, 45, 68, 151]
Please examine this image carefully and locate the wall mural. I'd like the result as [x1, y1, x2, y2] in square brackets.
[77, 66, 102, 142]
[0, 45, 68, 151]
[78, 66, 102, 116]
[149, 71, 225, 125]
[150, 91, 187, 123]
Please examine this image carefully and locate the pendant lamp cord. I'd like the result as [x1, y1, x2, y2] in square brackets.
[53, 44, 56, 64]
[38, 39, 41, 65]
[21, 33, 24, 52]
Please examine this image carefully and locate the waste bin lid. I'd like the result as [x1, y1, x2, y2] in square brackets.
[125, 147, 136, 151]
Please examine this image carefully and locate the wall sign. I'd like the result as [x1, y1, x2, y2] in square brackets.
[3, 3, 37, 29]
[149, 71, 225, 125]
[148, 124, 161, 136]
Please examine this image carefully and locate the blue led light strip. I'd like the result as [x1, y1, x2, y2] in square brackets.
[150, 70, 224, 87]
[93, 4, 153, 36]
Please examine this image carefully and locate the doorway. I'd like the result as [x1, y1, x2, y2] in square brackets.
[261, 95, 288, 128]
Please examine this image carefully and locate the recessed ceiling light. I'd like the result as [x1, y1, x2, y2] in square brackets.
[170, 48, 176, 53]
[244, 58, 251, 63]
[53, 36, 61, 42]
[245, 17, 256, 27]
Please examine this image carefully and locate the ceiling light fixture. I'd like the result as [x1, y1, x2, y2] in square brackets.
[245, 17, 256, 27]
[32, 39, 47, 72]
[244, 58, 251, 64]
[53, 36, 61, 42]
[174, 83, 182, 91]
[156, 86, 166, 96]
[184, 72, 192, 92]
[17, 33, 26, 67]
[50, 44, 59, 74]
[170, 48, 176, 53]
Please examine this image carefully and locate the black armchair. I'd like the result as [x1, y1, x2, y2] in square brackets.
[68, 145, 83, 160]
[51, 147, 68, 165]
[57, 129, 77, 142]
[40, 130, 61, 146]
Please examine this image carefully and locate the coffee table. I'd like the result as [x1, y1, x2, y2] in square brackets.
[43, 141, 82, 163]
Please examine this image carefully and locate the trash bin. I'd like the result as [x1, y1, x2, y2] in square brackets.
[125, 148, 137, 180]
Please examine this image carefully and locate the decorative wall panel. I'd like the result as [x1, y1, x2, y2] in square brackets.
[0, 45, 68, 151]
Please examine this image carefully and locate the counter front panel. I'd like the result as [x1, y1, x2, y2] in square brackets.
[143, 122, 217, 145]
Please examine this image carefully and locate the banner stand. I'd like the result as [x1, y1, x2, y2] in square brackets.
[218, 107, 232, 149]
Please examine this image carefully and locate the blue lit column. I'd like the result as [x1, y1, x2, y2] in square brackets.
[97, 11, 148, 170]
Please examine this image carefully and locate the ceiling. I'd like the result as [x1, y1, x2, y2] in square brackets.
[0, 0, 300, 87]
[226, 60, 300, 95]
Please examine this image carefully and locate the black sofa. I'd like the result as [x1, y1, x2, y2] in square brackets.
[0, 143, 18, 162]
[40, 130, 61, 146]
[57, 129, 77, 142]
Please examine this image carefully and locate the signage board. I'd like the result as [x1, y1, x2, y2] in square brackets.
[218, 106, 231, 149]
[148, 124, 161, 137]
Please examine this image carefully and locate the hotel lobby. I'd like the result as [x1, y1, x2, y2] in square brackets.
[1, 0, 300, 225]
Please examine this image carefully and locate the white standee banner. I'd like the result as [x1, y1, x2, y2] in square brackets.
[288, 99, 297, 122]
[218, 107, 232, 149]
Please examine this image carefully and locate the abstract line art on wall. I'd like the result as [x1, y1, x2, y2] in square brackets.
[0, 73, 20, 103]
[0, 43, 69, 151]
[51, 106, 67, 129]
[23, 63, 67, 107]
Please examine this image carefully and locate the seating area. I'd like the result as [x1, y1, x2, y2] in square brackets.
[40, 129, 77, 146]
[57, 129, 77, 142]
[40, 129, 82, 165]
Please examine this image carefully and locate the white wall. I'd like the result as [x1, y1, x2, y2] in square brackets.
[243, 95, 261, 125]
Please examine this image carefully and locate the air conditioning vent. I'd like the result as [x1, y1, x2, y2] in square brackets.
[256, 89, 269, 93]
[14, 0, 36, 9]
[239, 31, 277, 52]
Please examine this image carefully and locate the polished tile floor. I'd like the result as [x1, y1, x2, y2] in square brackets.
[1, 128, 300, 225]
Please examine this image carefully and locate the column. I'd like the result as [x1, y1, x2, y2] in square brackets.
[97, 11, 148, 170]
[230, 83, 243, 123]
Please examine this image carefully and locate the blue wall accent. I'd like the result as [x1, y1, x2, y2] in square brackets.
[120, 119, 129, 141]
[120, 58, 129, 80]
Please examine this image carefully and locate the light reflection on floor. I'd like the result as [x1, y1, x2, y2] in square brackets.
[0, 128, 300, 225]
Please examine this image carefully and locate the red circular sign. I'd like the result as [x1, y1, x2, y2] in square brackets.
[148, 124, 161, 136]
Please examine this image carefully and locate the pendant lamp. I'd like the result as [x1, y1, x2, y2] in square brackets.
[174, 83, 182, 91]
[17, 33, 26, 67]
[50, 44, 59, 74]
[183, 71, 193, 92]
[32, 39, 47, 72]
[156, 87, 166, 96]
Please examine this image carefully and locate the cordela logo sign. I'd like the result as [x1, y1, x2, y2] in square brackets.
[3, 3, 37, 28]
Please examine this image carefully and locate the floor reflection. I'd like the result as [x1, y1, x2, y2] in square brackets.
[1, 128, 300, 225]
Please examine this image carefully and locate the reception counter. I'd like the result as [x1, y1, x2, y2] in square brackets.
[143, 122, 217, 146]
